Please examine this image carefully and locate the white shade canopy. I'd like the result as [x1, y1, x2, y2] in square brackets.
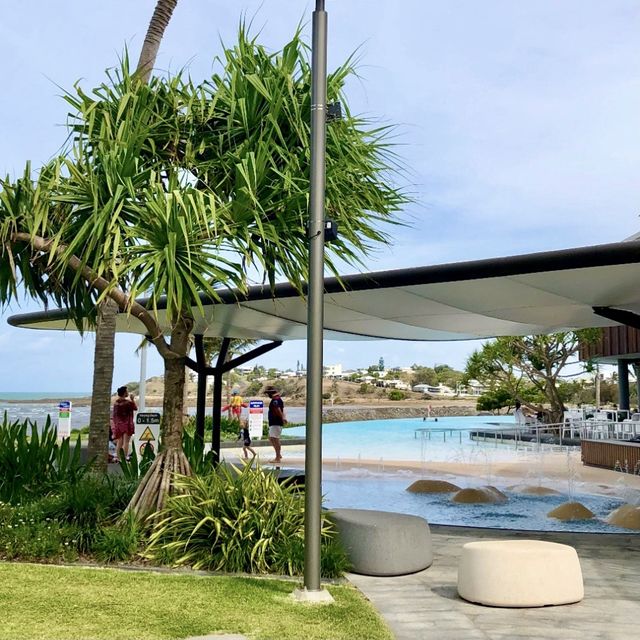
[8, 241, 640, 342]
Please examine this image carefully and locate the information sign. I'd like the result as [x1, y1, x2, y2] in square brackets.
[248, 400, 263, 440]
[57, 401, 72, 439]
[134, 412, 161, 456]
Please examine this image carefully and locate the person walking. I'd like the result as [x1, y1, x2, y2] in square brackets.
[265, 385, 286, 464]
[238, 419, 257, 460]
[112, 385, 137, 461]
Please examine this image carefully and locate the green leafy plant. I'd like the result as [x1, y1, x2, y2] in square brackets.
[36, 474, 137, 553]
[146, 463, 347, 576]
[118, 443, 156, 481]
[0, 414, 86, 504]
[93, 511, 142, 562]
[388, 390, 407, 401]
[0, 499, 78, 562]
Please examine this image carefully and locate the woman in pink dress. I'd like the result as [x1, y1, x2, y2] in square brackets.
[112, 385, 137, 461]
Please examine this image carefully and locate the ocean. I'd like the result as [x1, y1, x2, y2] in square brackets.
[1, 397, 306, 428]
[0, 392, 91, 401]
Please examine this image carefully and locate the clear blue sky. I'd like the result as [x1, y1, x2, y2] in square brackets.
[1, 1, 639, 391]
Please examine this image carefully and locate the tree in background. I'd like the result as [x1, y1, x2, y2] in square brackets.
[434, 364, 464, 391]
[465, 331, 600, 422]
[411, 365, 438, 388]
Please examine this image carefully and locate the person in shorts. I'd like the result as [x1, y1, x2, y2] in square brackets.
[238, 419, 256, 460]
[265, 385, 286, 463]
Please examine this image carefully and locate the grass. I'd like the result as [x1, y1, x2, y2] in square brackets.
[0, 562, 393, 640]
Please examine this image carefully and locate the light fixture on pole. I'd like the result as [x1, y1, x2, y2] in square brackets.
[293, 0, 333, 603]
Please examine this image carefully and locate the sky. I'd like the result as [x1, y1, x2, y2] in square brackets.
[1, 0, 639, 391]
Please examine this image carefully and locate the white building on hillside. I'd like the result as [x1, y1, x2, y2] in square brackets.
[412, 383, 456, 397]
[324, 364, 343, 378]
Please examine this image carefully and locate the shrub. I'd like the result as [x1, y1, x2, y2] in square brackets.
[184, 415, 243, 441]
[146, 463, 347, 577]
[388, 390, 407, 401]
[0, 500, 78, 561]
[359, 383, 373, 394]
[0, 414, 86, 504]
[93, 512, 142, 563]
[36, 474, 137, 553]
[118, 444, 156, 481]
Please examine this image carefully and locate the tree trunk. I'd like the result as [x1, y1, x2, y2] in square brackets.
[135, 0, 179, 84]
[546, 380, 564, 424]
[85, 0, 180, 473]
[87, 298, 119, 471]
[125, 315, 193, 521]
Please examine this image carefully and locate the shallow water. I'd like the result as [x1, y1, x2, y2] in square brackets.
[322, 470, 636, 533]
[288, 415, 522, 462]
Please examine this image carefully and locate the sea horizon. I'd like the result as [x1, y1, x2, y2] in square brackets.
[0, 391, 92, 401]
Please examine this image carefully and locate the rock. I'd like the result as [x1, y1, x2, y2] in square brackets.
[547, 502, 594, 521]
[451, 486, 508, 504]
[407, 479, 461, 493]
[322, 405, 477, 423]
[606, 504, 640, 530]
[508, 484, 561, 496]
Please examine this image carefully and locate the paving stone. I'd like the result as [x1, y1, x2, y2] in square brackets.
[347, 526, 640, 640]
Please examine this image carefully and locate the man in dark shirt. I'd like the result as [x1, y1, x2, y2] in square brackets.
[265, 385, 286, 463]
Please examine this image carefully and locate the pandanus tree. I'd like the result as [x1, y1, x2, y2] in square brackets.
[84, 0, 180, 471]
[1, 26, 407, 518]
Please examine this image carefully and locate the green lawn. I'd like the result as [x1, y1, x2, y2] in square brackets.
[0, 562, 392, 640]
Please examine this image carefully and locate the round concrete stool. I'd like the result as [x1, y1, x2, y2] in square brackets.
[457, 540, 584, 607]
[331, 508, 432, 576]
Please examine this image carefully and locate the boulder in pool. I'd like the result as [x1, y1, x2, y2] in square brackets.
[451, 486, 508, 504]
[508, 484, 561, 496]
[548, 502, 594, 521]
[606, 504, 640, 530]
[407, 479, 460, 493]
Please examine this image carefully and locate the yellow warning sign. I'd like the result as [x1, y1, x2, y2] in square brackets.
[139, 426, 155, 442]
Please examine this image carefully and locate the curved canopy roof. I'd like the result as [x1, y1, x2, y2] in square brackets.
[8, 241, 640, 342]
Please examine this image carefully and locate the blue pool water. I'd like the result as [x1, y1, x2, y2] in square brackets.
[287, 415, 519, 462]
[321, 471, 636, 533]
[287, 417, 639, 533]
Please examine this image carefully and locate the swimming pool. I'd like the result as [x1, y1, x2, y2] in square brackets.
[287, 415, 520, 462]
[321, 470, 635, 533]
[286, 416, 640, 533]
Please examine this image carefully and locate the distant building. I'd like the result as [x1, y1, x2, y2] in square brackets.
[412, 383, 456, 397]
[377, 378, 409, 390]
[324, 364, 343, 378]
[461, 379, 486, 396]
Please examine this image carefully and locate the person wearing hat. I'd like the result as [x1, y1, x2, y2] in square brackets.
[265, 386, 286, 463]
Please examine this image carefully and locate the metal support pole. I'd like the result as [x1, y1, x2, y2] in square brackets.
[618, 360, 630, 412]
[304, 0, 328, 594]
[211, 338, 231, 466]
[138, 341, 148, 412]
[194, 335, 207, 448]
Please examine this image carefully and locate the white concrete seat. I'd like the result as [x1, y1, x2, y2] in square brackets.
[457, 540, 583, 607]
[331, 508, 432, 576]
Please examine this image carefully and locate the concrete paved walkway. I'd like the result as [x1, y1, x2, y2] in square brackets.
[347, 525, 640, 640]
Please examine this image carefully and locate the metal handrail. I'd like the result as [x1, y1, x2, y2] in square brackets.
[414, 419, 640, 450]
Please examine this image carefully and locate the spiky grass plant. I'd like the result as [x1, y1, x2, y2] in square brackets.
[146, 463, 349, 577]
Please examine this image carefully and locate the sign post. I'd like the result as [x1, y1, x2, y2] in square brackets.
[57, 401, 72, 439]
[133, 412, 161, 456]
[248, 400, 264, 440]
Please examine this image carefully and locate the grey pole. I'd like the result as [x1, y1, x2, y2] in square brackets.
[304, 0, 328, 593]
[618, 360, 630, 412]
